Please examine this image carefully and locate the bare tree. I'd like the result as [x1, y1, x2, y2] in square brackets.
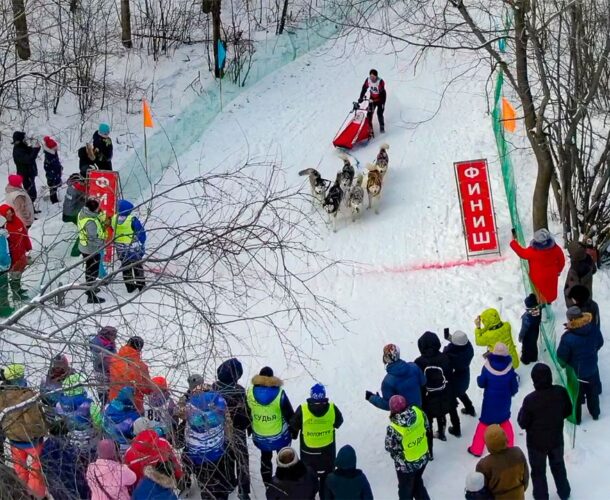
[10, 0, 30, 60]
[121, 0, 133, 48]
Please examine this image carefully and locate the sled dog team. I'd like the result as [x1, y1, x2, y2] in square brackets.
[299, 143, 390, 231]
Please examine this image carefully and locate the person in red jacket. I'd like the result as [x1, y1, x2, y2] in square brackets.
[0, 204, 32, 300]
[510, 228, 565, 304]
[358, 69, 386, 135]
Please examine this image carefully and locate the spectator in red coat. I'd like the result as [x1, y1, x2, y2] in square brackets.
[358, 69, 386, 135]
[510, 229, 565, 304]
[0, 203, 32, 300]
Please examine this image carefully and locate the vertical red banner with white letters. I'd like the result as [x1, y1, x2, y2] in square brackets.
[454, 159, 500, 257]
[87, 171, 120, 262]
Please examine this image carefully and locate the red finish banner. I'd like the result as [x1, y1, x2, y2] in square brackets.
[454, 159, 499, 255]
[87, 171, 120, 262]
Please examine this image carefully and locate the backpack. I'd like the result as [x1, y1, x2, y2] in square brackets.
[424, 366, 447, 392]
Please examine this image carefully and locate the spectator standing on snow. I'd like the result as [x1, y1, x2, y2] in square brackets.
[12, 131, 40, 203]
[246, 366, 295, 485]
[63, 173, 87, 224]
[40, 354, 72, 408]
[324, 444, 373, 500]
[568, 284, 600, 329]
[464, 471, 491, 500]
[132, 461, 179, 500]
[212, 358, 252, 499]
[476, 425, 529, 500]
[78, 197, 108, 304]
[519, 294, 542, 365]
[86, 438, 137, 500]
[89, 325, 117, 405]
[291, 383, 344, 498]
[78, 143, 97, 178]
[4, 174, 34, 228]
[366, 343, 426, 410]
[266, 447, 319, 500]
[468, 343, 519, 457]
[518, 363, 572, 500]
[474, 308, 519, 368]
[358, 69, 386, 134]
[564, 240, 596, 306]
[92, 123, 113, 170]
[444, 330, 476, 418]
[112, 199, 146, 293]
[0, 204, 32, 302]
[510, 228, 565, 304]
[557, 306, 603, 424]
[0, 222, 12, 318]
[42, 136, 63, 204]
[385, 395, 431, 500]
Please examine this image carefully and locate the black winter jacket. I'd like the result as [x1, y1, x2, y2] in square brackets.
[13, 141, 40, 178]
[92, 131, 113, 170]
[517, 363, 572, 452]
[266, 460, 319, 500]
[443, 341, 474, 396]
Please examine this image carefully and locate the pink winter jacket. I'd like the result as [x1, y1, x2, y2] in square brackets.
[86, 459, 137, 500]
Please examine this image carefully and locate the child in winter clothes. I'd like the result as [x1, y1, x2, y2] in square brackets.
[86, 439, 136, 500]
[144, 376, 178, 440]
[102, 386, 140, 453]
[468, 343, 519, 457]
[92, 123, 113, 170]
[519, 294, 542, 365]
[89, 325, 117, 405]
[475, 308, 519, 368]
[78, 143, 97, 177]
[568, 284, 601, 329]
[40, 353, 72, 407]
[62, 173, 87, 225]
[4, 174, 34, 228]
[132, 461, 179, 500]
[42, 136, 63, 204]
[112, 199, 146, 293]
[12, 131, 40, 202]
[266, 447, 319, 500]
[464, 471, 492, 499]
[0, 204, 32, 301]
[0, 221, 12, 317]
[324, 444, 373, 500]
[444, 330, 476, 417]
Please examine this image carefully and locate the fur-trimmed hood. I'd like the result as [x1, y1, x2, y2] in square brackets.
[251, 374, 283, 388]
[143, 466, 177, 489]
[251, 374, 284, 406]
[567, 312, 593, 331]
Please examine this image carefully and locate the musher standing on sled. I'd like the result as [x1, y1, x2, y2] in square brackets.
[359, 69, 386, 135]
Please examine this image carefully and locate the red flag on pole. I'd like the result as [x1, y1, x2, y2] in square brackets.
[143, 99, 154, 128]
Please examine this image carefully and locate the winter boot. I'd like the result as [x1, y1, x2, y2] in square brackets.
[125, 283, 136, 293]
[436, 419, 447, 441]
[448, 426, 461, 438]
[461, 407, 476, 417]
[86, 291, 106, 304]
[50, 190, 59, 204]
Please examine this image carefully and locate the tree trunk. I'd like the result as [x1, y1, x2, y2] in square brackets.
[277, 0, 289, 35]
[121, 0, 133, 48]
[11, 0, 31, 60]
[212, 0, 222, 77]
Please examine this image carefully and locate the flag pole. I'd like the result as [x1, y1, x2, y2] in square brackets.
[219, 77, 223, 112]
[143, 99, 149, 172]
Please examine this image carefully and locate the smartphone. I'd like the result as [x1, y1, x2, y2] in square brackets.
[443, 327, 450, 340]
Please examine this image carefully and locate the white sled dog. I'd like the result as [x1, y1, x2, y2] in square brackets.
[348, 174, 365, 222]
[366, 164, 384, 214]
[323, 172, 344, 232]
[299, 168, 329, 204]
[375, 143, 390, 178]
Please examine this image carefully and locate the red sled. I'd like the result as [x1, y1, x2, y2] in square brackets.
[332, 100, 372, 149]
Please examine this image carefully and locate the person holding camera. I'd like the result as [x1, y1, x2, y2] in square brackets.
[12, 131, 40, 204]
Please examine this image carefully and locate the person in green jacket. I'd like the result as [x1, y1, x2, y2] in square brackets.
[474, 308, 519, 368]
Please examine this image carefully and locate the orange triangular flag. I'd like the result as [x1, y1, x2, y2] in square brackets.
[501, 97, 516, 133]
[143, 99, 154, 128]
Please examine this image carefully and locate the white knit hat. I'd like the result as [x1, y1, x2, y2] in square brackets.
[133, 417, 152, 435]
[451, 330, 469, 346]
[465, 471, 485, 492]
[276, 447, 298, 468]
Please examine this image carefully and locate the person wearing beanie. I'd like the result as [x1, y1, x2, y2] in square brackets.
[476, 425, 529, 500]
[266, 447, 318, 500]
[5, 173, 34, 228]
[557, 306, 603, 423]
[324, 444, 373, 500]
[42, 135, 63, 204]
[0, 204, 32, 302]
[414, 331, 457, 450]
[290, 383, 344, 497]
[12, 130, 40, 202]
[366, 343, 426, 411]
[518, 363, 572, 500]
[444, 330, 476, 418]
[0, 363, 48, 498]
[474, 308, 520, 368]
[358, 69, 387, 135]
[385, 394, 431, 499]
[102, 386, 140, 453]
[246, 367, 295, 485]
[108, 337, 153, 413]
[92, 123, 113, 170]
[89, 326, 117, 404]
[464, 471, 491, 499]
[39, 353, 72, 407]
[519, 294, 542, 365]
[86, 439, 137, 500]
[111, 199, 146, 293]
[132, 461, 179, 500]
[212, 358, 251, 499]
[0, 218, 12, 317]
[468, 342, 519, 457]
[143, 376, 178, 443]
[568, 283, 600, 329]
[564, 240, 596, 306]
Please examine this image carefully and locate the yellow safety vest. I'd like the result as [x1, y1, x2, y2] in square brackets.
[77, 213, 105, 246]
[389, 407, 428, 462]
[247, 387, 283, 437]
[301, 402, 335, 448]
[112, 214, 135, 244]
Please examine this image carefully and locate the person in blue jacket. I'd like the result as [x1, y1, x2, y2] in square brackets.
[0, 218, 13, 317]
[557, 306, 604, 424]
[103, 386, 140, 453]
[42, 136, 63, 204]
[112, 199, 146, 293]
[132, 461, 179, 500]
[366, 344, 425, 410]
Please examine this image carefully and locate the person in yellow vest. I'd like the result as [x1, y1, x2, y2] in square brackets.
[290, 383, 343, 499]
[112, 199, 146, 293]
[246, 366, 295, 485]
[385, 395, 431, 500]
[77, 197, 108, 304]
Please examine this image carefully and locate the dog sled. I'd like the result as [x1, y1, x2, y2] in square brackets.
[332, 100, 372, 149]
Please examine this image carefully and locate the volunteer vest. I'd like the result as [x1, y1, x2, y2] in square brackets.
[301, 402, 335, 448]
[77, 213, 104, 246]
[389, 407, 428, 462]
[113, 214, 135, 244]
[247, 387, 283, 437]
[367, 77, 381, 99]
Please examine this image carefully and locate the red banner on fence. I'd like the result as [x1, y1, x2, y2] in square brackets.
[454, 159, 500, 256]
[87, 171, 120, 262]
